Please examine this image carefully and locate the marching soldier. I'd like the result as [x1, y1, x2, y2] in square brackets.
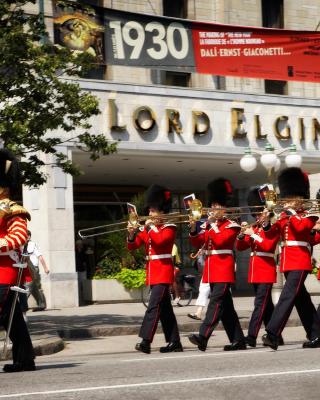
[236, 186, 283, 347]
[0, 149, 35, 372]
[188, 178, 246, 351]
[127, 184, 182, 354]
[262, 167, 320, 350]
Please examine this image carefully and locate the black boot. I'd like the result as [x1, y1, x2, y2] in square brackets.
[188, 334, 207, 351]
[302, 337, 320, 348]
[135, 339, 151, 354]
[3, 360, 36, 373]
[245, 335, 256, 348]
[262, 333, 278, 350]
[160, 342, 183, 353]
[224, 340, 247, 351]
[278, 335, 285, 346]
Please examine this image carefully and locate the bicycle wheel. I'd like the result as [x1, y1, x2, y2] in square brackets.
[141, 285, 151, 308]
[177, 288, 193, 307]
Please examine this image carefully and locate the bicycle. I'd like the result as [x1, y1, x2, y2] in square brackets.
[141, 272, 198, 308]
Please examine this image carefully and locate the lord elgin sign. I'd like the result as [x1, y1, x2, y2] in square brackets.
[108, 99, 320, 142]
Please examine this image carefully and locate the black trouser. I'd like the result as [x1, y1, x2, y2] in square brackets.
[199, 283, 244, 343]
[0, 285, 35, 364]
[139, 284, 180, 343]
[266, 270, 320, 340]
[248, 283, 274, 339]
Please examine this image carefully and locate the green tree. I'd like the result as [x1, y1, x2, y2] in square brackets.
[0, 0, 117, 186]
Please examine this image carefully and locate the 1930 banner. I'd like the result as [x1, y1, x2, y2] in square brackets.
[53, 0, 320, 83]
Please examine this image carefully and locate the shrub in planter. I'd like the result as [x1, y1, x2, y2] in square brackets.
[312, 258, 319, 277]
[114, 268, 146, 289]
[93, 258, 121, 279]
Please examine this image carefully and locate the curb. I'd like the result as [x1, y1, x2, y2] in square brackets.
[0, 336, 64, 361]
[33, 336, 65, 357]
[57, 317, 302, 339]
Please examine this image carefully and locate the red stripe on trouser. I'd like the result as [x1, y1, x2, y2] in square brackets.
[254, 285, 271, 338]
[277, 271, 305, 336]
[204, 284, 227, 338]
[148, 286, 166, 341]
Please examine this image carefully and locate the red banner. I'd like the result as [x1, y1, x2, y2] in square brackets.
[192, 22, 320, 82]
[53, 2, 320, 83]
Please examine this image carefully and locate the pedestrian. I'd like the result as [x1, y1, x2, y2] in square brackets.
[188, 178, 246, 351]
[171, 243, 183, 306]
[188, 252, 210, 320]
[0, 149, 36, 372]
[25, 230, 49, 311]
[262, 168, 320, 350]
[236, 186, 284, 347]
[127, 184, 183, 354]
[75, 239, 87, 305]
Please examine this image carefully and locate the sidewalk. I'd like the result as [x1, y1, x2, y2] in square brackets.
[1, 295, 320, 359]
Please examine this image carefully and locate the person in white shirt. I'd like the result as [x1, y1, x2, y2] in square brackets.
[26, 230, 49, 311]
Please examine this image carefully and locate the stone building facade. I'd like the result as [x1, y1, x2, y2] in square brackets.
[22, 1, 320, 307]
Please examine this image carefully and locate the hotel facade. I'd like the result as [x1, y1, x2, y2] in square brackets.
[24, 1, 320, 307]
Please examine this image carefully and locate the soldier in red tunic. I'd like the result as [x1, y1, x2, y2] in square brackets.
[188, 178, 246, 351]
[0, 149, 35, 372]
[127, 184, 182, 354]
[262, 168, 320, 350]
[236, 186, 283, 348]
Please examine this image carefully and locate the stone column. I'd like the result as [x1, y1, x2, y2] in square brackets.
[22, 147, 79, 308]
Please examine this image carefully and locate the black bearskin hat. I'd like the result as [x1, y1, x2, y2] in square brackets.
[144, 184, 172, 214]
[0, 149, 20, 193]
[207, 178, 234, 207]
[247, 186, 265, 215]
[278, 167, 310, 199]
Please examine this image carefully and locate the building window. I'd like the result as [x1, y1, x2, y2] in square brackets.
[264, 80, 288, 95]
[262, 0, 284, 28]
[163, 0, 188, 19]
[165, 71, 190, 87]
[262, 0, 286, 94]
[161, 1, 189, 86]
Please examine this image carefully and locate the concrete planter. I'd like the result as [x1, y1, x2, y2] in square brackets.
[305, 274, 320, 294]
[83, 279, 141, 303]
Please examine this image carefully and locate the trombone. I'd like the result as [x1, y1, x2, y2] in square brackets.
[78, 195, 320, 239]
[78, 200, 208, 239]
[77, 198, 276, 239]
[78, 211, 185, 239]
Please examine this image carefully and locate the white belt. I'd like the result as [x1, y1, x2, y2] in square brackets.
[283, 241, 311, 250]
[0, 251, 11, 256]
[146, 254, 172, 261]
[205, 249, 233, 255]
[250, 251, 274, 258]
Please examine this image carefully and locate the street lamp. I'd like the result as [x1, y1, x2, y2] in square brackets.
[239, 143, 302, 183]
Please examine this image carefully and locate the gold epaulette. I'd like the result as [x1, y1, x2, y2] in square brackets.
[0, 198, 31, 221]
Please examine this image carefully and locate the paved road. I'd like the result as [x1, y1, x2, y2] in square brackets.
[1, 328, 320, 400]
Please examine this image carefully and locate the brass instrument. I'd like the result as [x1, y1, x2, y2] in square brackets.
[78, 211, 191, 239]
[78, 194, 320, 239]
[264, 190, 320, 215]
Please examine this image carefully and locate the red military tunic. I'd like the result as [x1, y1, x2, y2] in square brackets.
[274, 209, 318, 272]
[127, 223, 176, 285]
[190, 218, 240, 283]
[0, 199, 31, 285]
[309, 230, 320, 280]
[236, 224, 279, 283]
